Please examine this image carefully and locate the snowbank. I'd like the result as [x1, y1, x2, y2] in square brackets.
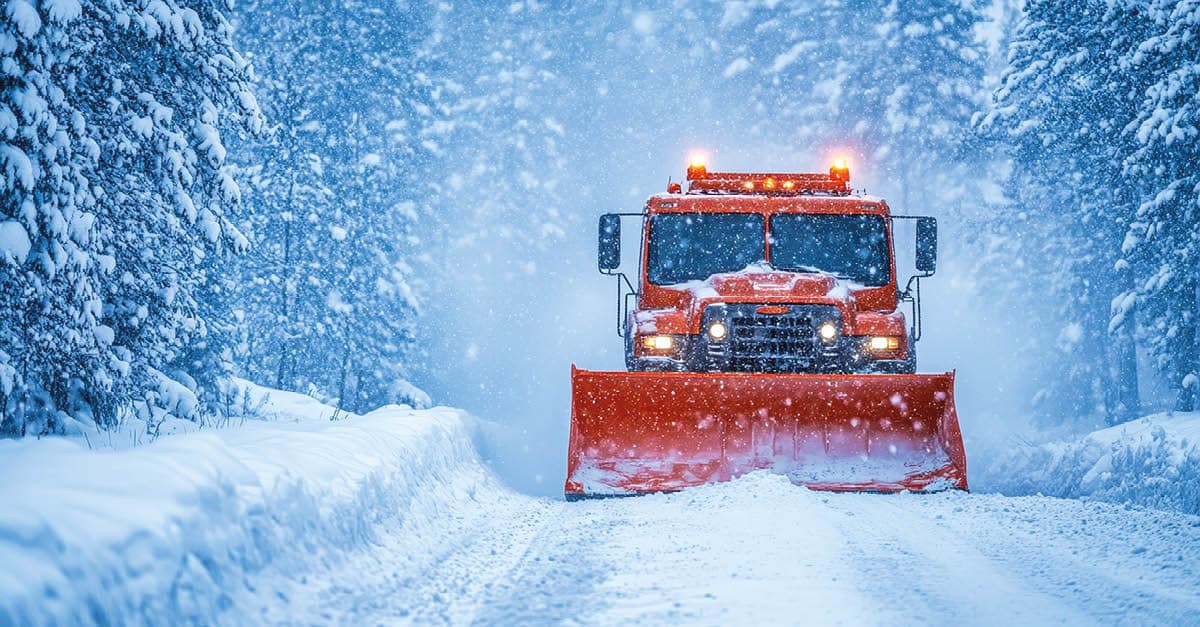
[976, 412, 1200, 515]
[0, 389, 490, 625]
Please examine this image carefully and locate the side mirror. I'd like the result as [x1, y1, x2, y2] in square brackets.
[916, 217, 937, 273]
[598, 214, 621, 271]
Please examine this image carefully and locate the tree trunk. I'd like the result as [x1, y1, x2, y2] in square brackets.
[337, 326, 352, 410]
[275, 176, 297, 390]
[1108, 278, 1140, 424]
[1175, 278, 1198, 412]
[1114, 330, 1141, 421]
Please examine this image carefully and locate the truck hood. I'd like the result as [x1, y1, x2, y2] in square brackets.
[637, 266, 899, 336]
[665, 269, 858, 311]
[705, 271, 839, 300]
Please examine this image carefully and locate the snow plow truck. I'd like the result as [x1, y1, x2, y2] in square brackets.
[565, 157, 968, 498]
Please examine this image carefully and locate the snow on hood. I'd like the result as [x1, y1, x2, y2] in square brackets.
[664, 263, 866, 304]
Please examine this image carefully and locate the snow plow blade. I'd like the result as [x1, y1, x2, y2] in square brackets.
[565, 366, 967, 497]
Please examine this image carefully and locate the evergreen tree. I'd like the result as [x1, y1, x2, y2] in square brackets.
[864, 0, 989, 211]
[1121, 0, 1200, 410]
[1, 0, 261, 434]
[231, 0, 427, 411]
[710, 0, 988, 210]
[978, 0, 1150, 424]
[1, 0, 104, 433]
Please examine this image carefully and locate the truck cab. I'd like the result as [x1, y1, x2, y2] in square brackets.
[598, 158, 938, 375]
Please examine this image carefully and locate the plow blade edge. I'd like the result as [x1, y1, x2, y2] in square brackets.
[565, 366, 967, 497]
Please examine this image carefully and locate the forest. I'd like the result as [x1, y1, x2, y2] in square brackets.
[1, 0, 1197, 439]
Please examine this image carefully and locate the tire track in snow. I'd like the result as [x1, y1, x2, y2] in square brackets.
[465, 500, 612, 625]
[258, 466, 560, 625]
[396, 496, 565, 625]
[248, 469, 1200, 626]
[820, 493, 1093, 625]
[571, 475, 887, 626]
[897, 493, 1200, 624]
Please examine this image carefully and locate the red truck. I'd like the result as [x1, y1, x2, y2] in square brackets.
[565, 157, 968, 499]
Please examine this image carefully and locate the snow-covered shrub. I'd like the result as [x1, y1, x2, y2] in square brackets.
[390, 378, 432, 410]
[977, 413, 1200, 515]
[1088, 426, 1200, 514]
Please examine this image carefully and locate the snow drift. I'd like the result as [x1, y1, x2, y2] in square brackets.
[0, 387, 494, 625]
[976, 412, 1200, 515]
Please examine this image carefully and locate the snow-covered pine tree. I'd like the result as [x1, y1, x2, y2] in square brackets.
[860, 0, 989, 212]
[978, 0, 1150, 423]
[84, 1, 262, 427]
[709, 0, 873, 161]
[1, 0, 105, 434]
[1, 0, 261, 435]
[710, 0, 988, 212]
[1121, 0, 1200, 411]
[231, 0, 426, 411]
[229, 1, 341, 395]
[424, 0, 572, 258]
[389, 1, 583, 402]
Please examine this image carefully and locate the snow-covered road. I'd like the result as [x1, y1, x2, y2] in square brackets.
[263, 473, 1200, 626]
[6, 392, 1199, 626]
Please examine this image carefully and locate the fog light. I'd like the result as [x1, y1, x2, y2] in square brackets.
[708, 321, 727, 340]
[643, 335, 674, 350]
[869, 336, 900, 351]
[819, 322, 838, 342]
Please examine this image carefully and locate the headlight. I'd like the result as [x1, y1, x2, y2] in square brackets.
[642, 335, 675, 351]
[708, 321, 727, 340]
[818, 322, 838, 342]
[869, 336, 900, 351]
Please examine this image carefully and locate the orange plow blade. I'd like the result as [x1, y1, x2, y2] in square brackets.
[565, 366, 967, 497]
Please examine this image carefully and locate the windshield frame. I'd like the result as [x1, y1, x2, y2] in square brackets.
[767, 213, 894, 287]
[644, 212, 768, 286]
[639, 209, 896, 289]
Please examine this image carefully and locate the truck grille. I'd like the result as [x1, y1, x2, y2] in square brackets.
[718, 304, 839, 372]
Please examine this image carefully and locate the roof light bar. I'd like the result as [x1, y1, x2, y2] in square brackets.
[683, 158, 852, 196]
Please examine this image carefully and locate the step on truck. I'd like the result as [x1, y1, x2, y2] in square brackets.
[565, 157, 968, 498]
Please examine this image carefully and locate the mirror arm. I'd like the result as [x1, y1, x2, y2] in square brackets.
[603, 270, 639, 337]
[899, 272, 929, 300]
[599, 212, 646, 337]
[900, 275, 925, 343]
[901, 275, 917, 299]
[623, 290, 638, 338]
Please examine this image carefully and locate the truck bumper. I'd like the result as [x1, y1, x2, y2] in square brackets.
[630, 341, 913, 375]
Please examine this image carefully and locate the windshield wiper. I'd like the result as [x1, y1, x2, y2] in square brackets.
[787, 265, 851, 280]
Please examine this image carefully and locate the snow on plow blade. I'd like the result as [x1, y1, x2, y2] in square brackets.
[565, 366, 967, 497]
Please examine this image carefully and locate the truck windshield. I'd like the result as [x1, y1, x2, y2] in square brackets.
[647, 213, 765, 284]
[769, 214, 890, 286]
